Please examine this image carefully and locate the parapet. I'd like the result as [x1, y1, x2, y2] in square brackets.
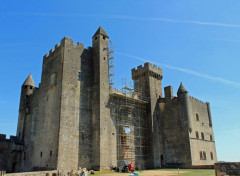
[0, 134, 11, 142]
[43, 37, 84, 60]
[132, 62, 163, 80]
[189, 96, 206, 105]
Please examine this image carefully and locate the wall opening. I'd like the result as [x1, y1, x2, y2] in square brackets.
[50, 150, 52, 157]
[196, 113, 199, 121]
[210, 134, 213, 141]
[210, 152, 213, 160]
[195, 131, 199, 139]
[160, 154, 164, 167]
[203, 151, 206, 160]
[201, 132, 204, 140]
[40, 151, 42, 158]
[24, 152, 26, 160]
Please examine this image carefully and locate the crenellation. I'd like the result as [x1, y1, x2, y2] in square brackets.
[0, 134, 7, 141]
[55, 44, 60, 49]
[189, 96, 206, 105]
[132, 62, 162, 80]
[61, 36, 73, 45]
[49, 49, 54, 54]
[137, 65, 143, 70]
[43, 54, 49, 58]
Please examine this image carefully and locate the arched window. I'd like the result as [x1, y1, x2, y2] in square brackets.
[210, 152, 213, 160]
[196, 113, 199, 121]
[195, 131, 199, 139]
[201, 132, 204, 140]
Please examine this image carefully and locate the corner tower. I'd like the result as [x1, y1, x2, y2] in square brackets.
[177, 82, 192, 132]
[92, 26, 117, 170]
[17, 74, 35, 141]
[132, 63, 163, 168]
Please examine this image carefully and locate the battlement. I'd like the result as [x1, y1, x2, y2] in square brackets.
[43, 37, 84, 59]
[131, 62, 163, 80]
[0, 134, 12, 142]
[0, 134, 7, 141]
[189, 96, 206, 105]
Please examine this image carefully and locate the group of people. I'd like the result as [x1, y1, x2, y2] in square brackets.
[77, 168, 89, 176]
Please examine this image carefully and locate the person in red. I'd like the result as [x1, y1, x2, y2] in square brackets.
[128, 163, 135, 172]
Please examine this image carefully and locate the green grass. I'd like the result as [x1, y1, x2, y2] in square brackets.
[94, 169, 215, 176]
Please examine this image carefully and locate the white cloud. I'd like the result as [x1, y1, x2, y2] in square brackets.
[116, 52, 240, 88]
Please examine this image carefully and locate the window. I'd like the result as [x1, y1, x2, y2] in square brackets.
[24, 152, 26, 160]
[24, 85, 27, 89]
[210, 152, 213, 160]
[103, 36, 105, 40]
[196, 113, 199, 121]
[200, 151, 203, 160]
[25, 95, 29, 99]
[103, 57, 106, 60]
[210, 135, 213, 141]
[95, 37, 97, 40]
[203, 151, 207, 160]
[200, 151, 207, 160]
[201, 132, 205, 140]
[195, 131, 199, 139]
[50, 150, 52, 157]
[40, 151, 42, 158]
[30, 86, 33, 89]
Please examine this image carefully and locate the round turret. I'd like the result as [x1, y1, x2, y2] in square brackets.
[177, 82, 188, 96]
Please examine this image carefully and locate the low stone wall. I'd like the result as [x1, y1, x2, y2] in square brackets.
[215, 162, 240, 176]
[5, 170, 59, 176]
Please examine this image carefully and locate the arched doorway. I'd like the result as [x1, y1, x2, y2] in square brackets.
[160, 154, 164, 167]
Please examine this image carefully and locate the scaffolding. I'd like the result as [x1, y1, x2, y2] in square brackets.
[108, 41, 115, 89]
[110, 78, 149, 167]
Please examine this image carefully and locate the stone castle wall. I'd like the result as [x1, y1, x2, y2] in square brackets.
[188, 97, 217, 166]
[159, 97, 192, 168]
[0, 135, 12, 173]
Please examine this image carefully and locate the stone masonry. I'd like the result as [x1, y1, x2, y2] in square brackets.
[0, 27, 217, 173]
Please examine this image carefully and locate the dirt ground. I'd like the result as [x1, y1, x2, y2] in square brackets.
[98, 170, 186, 176]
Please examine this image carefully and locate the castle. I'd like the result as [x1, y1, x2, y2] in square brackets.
[0, 27, 217, 173]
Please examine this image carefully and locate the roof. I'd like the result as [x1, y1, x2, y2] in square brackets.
[177, 82, 188, 94]
[23, 73, 35, 87]
[92, 26, 109, 38]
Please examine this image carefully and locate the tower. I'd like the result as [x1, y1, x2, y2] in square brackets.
[92, 26, 117, 170]
[17, 74, 35, 141]
[132, 62, 163, 168]
[177, 82, 192, 132]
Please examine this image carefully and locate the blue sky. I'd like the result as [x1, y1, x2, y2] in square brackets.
[0, 0, 240, 162]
